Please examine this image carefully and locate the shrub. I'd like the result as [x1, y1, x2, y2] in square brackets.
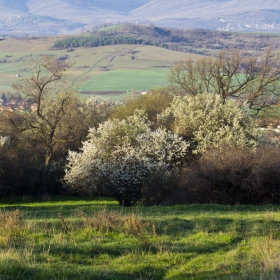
[64, 110, 189, 206]
[141, 168, 181, 206]
[181, 146, 280, 204]
[0, 210, 26, 248]
[0, 140, 43, 195]
[109, 90, 172, 124]
[0, 137, 68, 196]
[158, 93, 261, 154]
[77, 210, 151, 236]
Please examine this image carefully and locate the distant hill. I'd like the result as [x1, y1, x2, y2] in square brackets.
[1, 0, 280, 35]
[51, 23, 280, 56]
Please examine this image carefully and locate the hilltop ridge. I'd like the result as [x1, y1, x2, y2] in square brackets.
[1, 0, 280, 35]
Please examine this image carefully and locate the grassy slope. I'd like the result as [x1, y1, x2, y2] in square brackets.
[0, 37, 60, 91]
[0, 38, 193, 95]
[0, 197, 280, 279]
[80, 69, 170, 92]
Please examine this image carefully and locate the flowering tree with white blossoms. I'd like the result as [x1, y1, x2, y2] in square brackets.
[64, 110, 189, 206]
[158, 93, 261, 154]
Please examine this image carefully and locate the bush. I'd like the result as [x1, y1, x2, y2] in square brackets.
[0, 141, 43, 195]
[110, 90, 173, 124]
[181, 146, 280, 204]
[141, 168, 181, 206]
[64, 110, 189, 206]
[0, 210, 26, 248]
[158, 93, 261, 154]
[0, 135, 70, 196]
[78, 210, 150, 236]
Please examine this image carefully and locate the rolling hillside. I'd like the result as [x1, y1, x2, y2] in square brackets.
[131, 0, 280, 18]
[1, 0, 280, 34]
[0, 37, 195, 96]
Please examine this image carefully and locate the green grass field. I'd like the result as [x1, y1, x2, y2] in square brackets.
[0, 38, 193, 96]
[80, 69, 169, 92]
[1, 197, 280, 279]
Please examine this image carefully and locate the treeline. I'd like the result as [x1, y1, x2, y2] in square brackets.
[52, 23, 280, 52]
[1, 50, 280, 206]
[52, 34, 187, 53]
[52, 36, 152, 49]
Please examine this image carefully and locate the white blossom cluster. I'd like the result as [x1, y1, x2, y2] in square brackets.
[85, 95, 122, 109]
[64, 110, 189, 205]
[158, 93, 261, 153]
[0, 136, 10, 148]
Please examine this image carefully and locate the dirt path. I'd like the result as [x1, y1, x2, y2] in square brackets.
[71, 48, 128, 87]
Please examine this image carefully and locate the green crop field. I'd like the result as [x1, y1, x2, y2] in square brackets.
[0, 38, 194, 98]
[80, 69, 170, 92]
[0, 197, 280, 279]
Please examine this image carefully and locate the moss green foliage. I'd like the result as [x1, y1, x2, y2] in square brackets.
[110, 90, 173, 123]
[0, 197, 280, 279]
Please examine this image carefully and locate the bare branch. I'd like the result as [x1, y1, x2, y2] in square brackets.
[168, 48, 280, 113]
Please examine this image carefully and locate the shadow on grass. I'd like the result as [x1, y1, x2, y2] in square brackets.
[154, 217, 239, 235]
[38, 243, 135, 259]
[1, 204, 120, 218]
[167, 269, 238, 280]
[156, 215, 280, 238]
[168, 268, 280, 280]
[1, 260, 166, 280]
[148, 204, 280, 215]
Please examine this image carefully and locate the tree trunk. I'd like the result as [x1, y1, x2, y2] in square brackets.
[41, 151, 52, 197]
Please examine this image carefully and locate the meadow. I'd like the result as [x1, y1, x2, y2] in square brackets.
[1, 35, 280, 280]
[1, 197, 280, 279]
[0, 37, 193, 97]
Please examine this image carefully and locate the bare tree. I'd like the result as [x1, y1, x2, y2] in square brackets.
[168, 48, 280, 113]
[6, 55, 114, 196]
